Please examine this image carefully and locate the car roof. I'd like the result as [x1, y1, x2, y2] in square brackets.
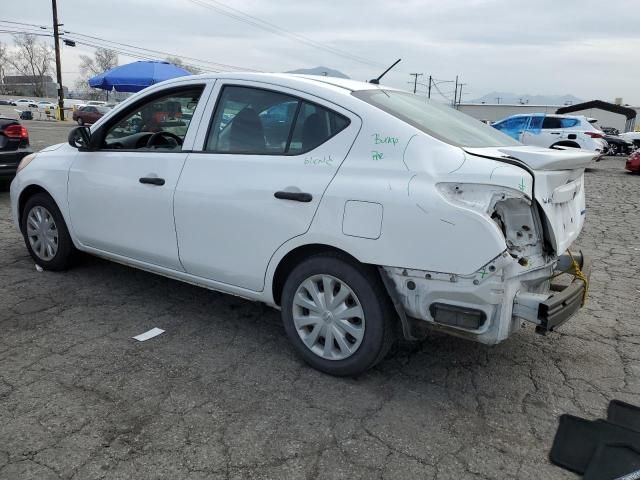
[161, 72, 397, 96]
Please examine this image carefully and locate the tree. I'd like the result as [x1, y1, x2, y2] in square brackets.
[76, 48, 118, 100]
[79, 48, 118, 78]
[165, 56, 201, 75]
[7, 34, 54, 97]
[0, 42, 7, 94]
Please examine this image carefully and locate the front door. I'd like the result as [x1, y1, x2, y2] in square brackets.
[174, 82, 360, 291]
[67, 83, 209, 270]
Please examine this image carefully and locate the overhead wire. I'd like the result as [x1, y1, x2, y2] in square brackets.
[186, 0, 386, 69]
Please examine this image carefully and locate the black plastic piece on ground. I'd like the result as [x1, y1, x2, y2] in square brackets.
[608, 400, 640, 433]
[583, 443, 640, 480]
[549, 414, 640, 474]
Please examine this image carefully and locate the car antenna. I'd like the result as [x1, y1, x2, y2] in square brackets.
[369, 59, 402, 85]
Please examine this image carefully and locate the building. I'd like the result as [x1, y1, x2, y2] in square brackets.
[459, 102, 639, 132]
[2, 75, 68, 98]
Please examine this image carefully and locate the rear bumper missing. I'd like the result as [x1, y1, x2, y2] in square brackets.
[513, 251, 590, 334]
[535, 251, 590, 333]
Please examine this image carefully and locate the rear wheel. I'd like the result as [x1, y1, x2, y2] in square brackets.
[21, 193, 76, 271]
[609, 143, 619, 155]
[281, 253, 395, 376]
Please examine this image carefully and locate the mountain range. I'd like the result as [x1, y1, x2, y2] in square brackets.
[469, 91, 584, 106]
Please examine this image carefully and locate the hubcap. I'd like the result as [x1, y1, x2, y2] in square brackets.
[292, 274, 365, 361]
[26, 206, 58, 261]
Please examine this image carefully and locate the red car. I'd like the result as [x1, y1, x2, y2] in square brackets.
[626, 150, 640, 173]
[72, 105, 110, 125]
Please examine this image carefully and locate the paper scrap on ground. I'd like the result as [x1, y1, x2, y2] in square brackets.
[35, 264, 43, 272]
[133, 327, 165, 342]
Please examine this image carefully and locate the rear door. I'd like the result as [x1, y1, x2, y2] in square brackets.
[174, 81, 361, 291]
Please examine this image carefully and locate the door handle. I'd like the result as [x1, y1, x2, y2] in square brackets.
[139, 177, 165, 186]
[274, 191, 312, 202]
[549, 132, 561, 135]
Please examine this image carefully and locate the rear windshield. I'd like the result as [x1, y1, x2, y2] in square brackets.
[352, 90, 520, 148]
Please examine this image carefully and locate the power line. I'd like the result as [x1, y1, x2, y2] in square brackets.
[186, 0, 386, 69]
[0, 18, 257, 73]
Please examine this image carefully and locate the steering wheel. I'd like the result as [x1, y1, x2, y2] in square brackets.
[146, 131, 183, 148]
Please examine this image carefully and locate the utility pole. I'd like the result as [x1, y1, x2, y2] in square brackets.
[453, 75, 459, 107]
[409, 73, 422, 94]
[51, 0, 64, 120]
[495, 96, 502, 104]
[457, 83, 467, 108]
[427, 75, 432, 99]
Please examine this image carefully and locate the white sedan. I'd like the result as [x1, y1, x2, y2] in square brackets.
[10, 73, 592, 375]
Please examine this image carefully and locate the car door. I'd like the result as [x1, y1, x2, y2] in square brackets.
[67, 81, 212, 270]
[174, 81, 361, 292]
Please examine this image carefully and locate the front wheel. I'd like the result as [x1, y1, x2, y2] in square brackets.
[21, 193, 76, 271]
[77, 117, 84, 126]
[281, 253, 395, 376]
[609, 143, 618, 155]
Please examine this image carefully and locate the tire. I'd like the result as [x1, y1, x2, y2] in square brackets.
[281, 253, 395, 376]
[77, 118, 84, 126]
[21, 192, 76, 271]
[609, 143, 618, 156]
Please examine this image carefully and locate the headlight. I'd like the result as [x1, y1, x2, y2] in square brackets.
[17, 153, 37, 173]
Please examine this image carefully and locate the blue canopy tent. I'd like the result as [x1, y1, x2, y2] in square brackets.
[88, 60, 192, 93]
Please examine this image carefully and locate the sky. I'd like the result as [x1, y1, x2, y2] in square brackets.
[1, 0, 639, 104]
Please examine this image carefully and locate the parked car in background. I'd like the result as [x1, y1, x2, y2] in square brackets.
[86, 100, 108, 107]
[620, 131, 640, 150]
[0, 116, 32, 178]
[10, 73, 593, 375]
[602, 134, 633, 155]
[601, 126, 619, 135]
[626, 150, 640, 173]
[36, 101, 56, 109]
[0, 99, 13, 106]
[72, 105, 110, 125]
[492, 114, 607, 154]
[14, 99, 38, 109]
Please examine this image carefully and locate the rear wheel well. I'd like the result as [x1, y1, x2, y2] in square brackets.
[18, 185, 50, 229]
[272, 244, 366, 306]
[551, 141, 580, 149]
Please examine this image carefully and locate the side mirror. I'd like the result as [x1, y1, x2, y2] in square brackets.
[68, 126, 92, 150]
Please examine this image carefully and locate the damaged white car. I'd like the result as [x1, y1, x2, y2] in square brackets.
[10, 73, 591, 375]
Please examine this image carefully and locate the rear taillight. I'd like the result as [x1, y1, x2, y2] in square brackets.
[584, 132, 604, 138]
[4, 124, 29, 139]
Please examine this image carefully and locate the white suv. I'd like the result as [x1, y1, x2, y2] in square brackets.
[493, 113, 607, 153]
[10, 74, 592, 375]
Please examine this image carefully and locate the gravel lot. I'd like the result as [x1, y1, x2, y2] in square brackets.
[1, 119, 639, 479]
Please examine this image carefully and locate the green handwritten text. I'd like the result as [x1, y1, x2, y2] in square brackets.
[372, 133, 399, 146]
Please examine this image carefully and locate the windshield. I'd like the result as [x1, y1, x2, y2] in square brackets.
[352, 90, 520, 148]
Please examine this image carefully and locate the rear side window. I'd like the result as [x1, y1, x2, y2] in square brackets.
[559, 118, 579, 128]
[206, 86, 349, 155]
[288, 102, 349, 155]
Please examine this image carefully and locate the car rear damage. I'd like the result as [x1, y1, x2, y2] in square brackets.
[382, 145, 593, 344]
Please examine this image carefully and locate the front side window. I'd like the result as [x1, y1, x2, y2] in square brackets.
[352, 90, 520, 148]
[206, 86, 350, 155]
[103, 87, 203, 150]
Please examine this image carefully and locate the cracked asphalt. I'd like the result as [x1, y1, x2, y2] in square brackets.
[1, 118, 639, 479]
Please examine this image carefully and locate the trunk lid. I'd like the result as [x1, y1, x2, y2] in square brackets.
[465, 146, 589, 254]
